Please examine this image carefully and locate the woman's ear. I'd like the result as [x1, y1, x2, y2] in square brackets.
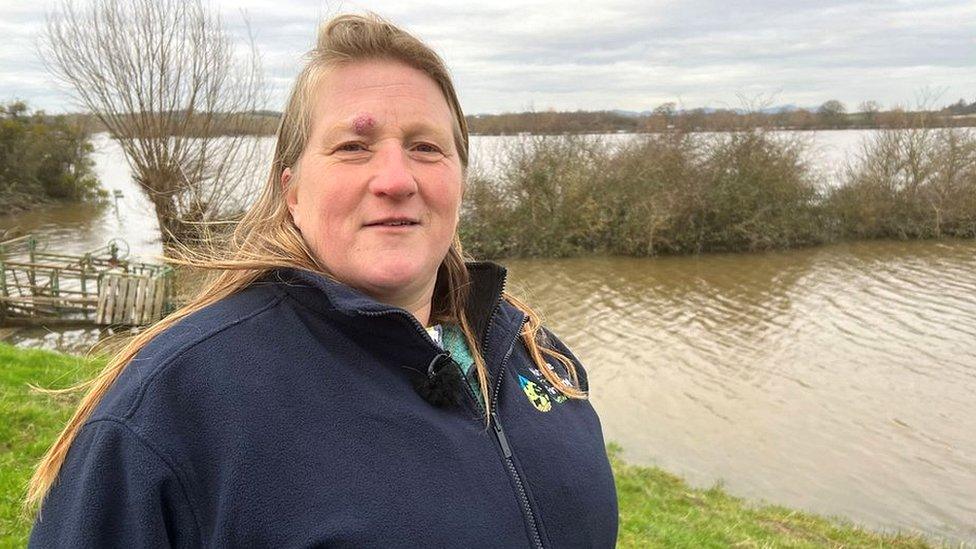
[281, 167, 301, 228]
[282, 167, 294, 202]
[281, 167, 293, 191]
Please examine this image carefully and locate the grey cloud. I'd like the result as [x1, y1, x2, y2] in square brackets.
[1, 0, 974, 114]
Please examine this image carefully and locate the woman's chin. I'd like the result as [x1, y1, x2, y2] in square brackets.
[354, 260, 434, 298]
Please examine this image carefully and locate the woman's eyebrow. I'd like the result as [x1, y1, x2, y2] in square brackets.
[320, 113, 380, 143]
[320, 114, 451, 144]
[403, 122, 452, 144]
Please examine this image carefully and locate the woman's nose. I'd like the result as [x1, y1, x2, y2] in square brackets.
[369, 144, 418, 199]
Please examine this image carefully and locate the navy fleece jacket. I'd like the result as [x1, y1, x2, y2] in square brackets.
[29, 263, 618, 548]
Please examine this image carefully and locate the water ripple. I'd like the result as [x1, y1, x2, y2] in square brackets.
[506, 239, 976, 544]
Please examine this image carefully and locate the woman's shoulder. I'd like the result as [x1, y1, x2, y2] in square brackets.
[89, 282, 289, 426]
[134, 282, 286, 367]
[498, 298, 590, 392]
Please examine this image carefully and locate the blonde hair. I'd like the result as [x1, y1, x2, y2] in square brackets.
[26, 12, 585, 514]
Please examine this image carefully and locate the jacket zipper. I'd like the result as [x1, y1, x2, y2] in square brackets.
[487, 317, 544, 549]
[362, 301, 545, 549]
[474, 277, 544, 547]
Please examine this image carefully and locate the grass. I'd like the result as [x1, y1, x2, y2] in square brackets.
[0, 343, 935, 547]
[0, 343, 101, 547]
[608, 444, 931, 548]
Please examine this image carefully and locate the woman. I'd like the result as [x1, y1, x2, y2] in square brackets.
[28, 14, 618, 548]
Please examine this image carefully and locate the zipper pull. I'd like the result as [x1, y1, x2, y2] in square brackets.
[491, 412, 513, 459]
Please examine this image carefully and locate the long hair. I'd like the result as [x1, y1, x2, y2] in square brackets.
[26, 12, 585, 513]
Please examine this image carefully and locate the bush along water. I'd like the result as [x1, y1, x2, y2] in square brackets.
[462, 130, 826, 257]
[461, 123, 976, 258]
[0, 101, 103, 214]
[828, 125, 976, 239]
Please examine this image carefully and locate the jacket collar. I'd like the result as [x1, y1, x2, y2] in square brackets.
[273, 261, 513, 346]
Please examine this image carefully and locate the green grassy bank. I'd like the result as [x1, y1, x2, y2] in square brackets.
[0, 343, 931, 547]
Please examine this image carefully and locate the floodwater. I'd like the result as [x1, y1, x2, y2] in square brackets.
[505, 241, 976, 544]
[2, 131, 975, 543]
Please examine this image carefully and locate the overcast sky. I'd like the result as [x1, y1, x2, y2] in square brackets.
[1, 0, 974, 115]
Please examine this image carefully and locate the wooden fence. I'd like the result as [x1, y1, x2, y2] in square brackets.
[0, 235, 174, 327]
[95, 274, 170, 325]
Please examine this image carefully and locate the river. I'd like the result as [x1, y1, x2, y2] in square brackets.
[2, 131, 974, 543]
[506, 241, 976, 544]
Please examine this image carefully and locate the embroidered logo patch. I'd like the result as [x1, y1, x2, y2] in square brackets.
[531, 363, 570, 404]
[517, 374, 552, 412]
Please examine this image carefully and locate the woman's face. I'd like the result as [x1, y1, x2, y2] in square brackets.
[283, 59, 462, 307]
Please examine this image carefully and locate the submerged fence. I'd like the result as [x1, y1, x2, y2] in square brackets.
[0, 235, 174, 327]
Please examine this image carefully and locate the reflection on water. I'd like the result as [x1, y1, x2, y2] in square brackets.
[3, 132, 976, 543]
[505, 239, 976, 544]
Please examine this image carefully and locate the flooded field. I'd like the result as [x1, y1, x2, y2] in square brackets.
[2, 130, 975, 543]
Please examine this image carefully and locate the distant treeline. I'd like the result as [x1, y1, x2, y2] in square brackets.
[466, 98, 976, 135]
[459, 113, 976, 258]
[0, 102, 102, 214]
[62, 110, 282, 138]
[56, 97, 976, 137]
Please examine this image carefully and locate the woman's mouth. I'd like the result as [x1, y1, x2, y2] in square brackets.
[364, 217, 420, 228]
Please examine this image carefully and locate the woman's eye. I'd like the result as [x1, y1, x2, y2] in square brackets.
[336, 142, 367, 152]
[413, 143, 442, 154]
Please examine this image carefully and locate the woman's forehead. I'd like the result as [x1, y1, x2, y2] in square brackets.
[311, 60, 452, 120]
[304, 59, 464, 159]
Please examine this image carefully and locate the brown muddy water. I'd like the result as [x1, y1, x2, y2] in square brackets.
[2, 132, 975, 543]
[505, 241, 976, 544]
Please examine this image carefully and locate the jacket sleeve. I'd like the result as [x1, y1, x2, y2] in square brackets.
[29, 418, 199, 549]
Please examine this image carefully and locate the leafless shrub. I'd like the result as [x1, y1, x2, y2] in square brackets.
[461, 130, 824, 258]
[461, 135, 611, 257]
[829, 111, 976, 239]
[42, 0, 267, 245]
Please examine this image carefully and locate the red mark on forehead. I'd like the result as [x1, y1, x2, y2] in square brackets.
[353, 113, 376, 134]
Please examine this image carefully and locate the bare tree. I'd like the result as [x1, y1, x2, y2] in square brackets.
[858, 100, 881, 127]
[817, 100, 848, 128]
[42, 0, 267, 245]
